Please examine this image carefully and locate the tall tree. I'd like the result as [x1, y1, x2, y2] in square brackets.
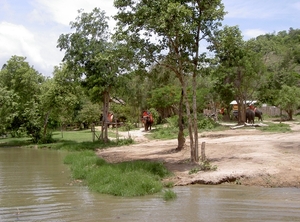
[275, 85, 300, 120]
[57, 8, 128, 142]
[210, 26, 265, 124]
[0, 56, 44, 140]
[39, 64, 80, 138]
[114, 0, 225, 161]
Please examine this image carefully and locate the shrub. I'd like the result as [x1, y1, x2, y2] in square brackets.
[162, 189, 177, 201]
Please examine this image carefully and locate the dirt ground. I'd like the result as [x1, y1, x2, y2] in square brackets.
[96, 121, 300, 188]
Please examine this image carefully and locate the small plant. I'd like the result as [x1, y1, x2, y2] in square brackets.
[162, 189, 177, 201]
[189, 167, 200, 175]
[163, 181, 174, 188]
[188, 160, 217, 174]
[235, 179, 241, 185]
[199, 160, 218, 171]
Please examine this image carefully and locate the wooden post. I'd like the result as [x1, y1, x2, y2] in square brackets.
[91, 123, 95, 142]
[201, 142, 206, 162]
[115, 115, 119, 141]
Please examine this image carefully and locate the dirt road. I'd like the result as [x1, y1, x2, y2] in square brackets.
[96, 121, 300, 187]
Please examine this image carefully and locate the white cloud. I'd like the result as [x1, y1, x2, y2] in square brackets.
[0, 22, 42, 64]
[0, 21, 61, 76]
[243, 29, 267, 39]
[33, 0, 117, 27]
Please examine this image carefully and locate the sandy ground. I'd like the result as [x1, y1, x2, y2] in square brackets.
[96, 121, 300, 188]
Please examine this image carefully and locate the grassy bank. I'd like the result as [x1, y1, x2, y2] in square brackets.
[64, 151, 173, 197]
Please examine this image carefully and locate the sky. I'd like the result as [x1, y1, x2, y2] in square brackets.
[0, 0, 300, 77]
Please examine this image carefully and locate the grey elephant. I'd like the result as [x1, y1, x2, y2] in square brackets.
[254, 109, 263, 121]
[246, 109, 255, 124]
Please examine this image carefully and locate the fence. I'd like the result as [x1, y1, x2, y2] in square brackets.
[259, 106, 283, 117]
[204, 106, 289, 118]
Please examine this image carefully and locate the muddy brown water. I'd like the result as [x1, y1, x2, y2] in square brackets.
[0, 148, 299, 222]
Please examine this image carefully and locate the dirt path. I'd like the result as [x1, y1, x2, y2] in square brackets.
[96, 121, 300, 187]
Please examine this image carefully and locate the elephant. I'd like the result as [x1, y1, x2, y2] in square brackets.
[246, 109, 255, 124]
[254, 109, 263, 121]
[142, 111, 153, 131]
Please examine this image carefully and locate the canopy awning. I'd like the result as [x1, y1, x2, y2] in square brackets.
[230, 100, 257, 105]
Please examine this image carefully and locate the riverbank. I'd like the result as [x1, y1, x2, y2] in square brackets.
[96, 121, 300, 188]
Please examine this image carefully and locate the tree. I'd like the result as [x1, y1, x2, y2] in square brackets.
[0, 56, 45, 140]
[275, 85, 300, 120]
[39, 64, 80, 139]
[57, 8, 128, 142]
[210, 26, 265, 124]
[0, 87, 19, 135]
[254, 29, 300, 106]
[76, 98, 101, 129]
[114, 0, 226, 161]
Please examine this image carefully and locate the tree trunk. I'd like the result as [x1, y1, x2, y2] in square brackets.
[182, 81, 195, 162]
[101, 90, 110, 142]
[176, 89, 185, 151]
[43, 110, 51, 138]
[237, 98, 246, 125]
[287, 110, 293, 120]
[192, 68, 199, 162]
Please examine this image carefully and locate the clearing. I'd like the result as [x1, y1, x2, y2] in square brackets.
[96, 121, 300, 187]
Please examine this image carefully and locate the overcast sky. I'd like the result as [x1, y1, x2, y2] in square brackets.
[1, 0, 300, 77]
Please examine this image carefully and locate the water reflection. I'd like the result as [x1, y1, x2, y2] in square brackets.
[0, 147, 299, 221]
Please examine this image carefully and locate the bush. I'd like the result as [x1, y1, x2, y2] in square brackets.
[198, 116, 218, 130]
[38, 132, 55, 144]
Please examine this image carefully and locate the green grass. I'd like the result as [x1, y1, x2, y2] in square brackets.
[64, 151, 172, 197]
[0, 129, 134, 151]
[258, 122, 291, 133]
[38, 138, 133, 151]
[149, 126, 185, 140]
[0, 137, 32, 147]
[52, 129, 96, 142]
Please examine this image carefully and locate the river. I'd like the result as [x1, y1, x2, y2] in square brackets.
[0, 147, 299, 222]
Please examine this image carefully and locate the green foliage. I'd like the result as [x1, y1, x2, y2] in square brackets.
[75, 99, 101, 127]
[255, 28, 300, 105]
[0, 56, 45, 142]
[38, 132, 55, 144]
[275, 85, 300, 119]
[64, 152, 171, 197]
[197, 116, 219, 130]
[165, 115, 180, 128]
[148, 108, 160, 125]
[210, 26, 266, 124]
[147, 85, 181, 111]
[162, 189, 177, 201]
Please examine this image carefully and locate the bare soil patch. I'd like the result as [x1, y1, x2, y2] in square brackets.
[96, 121, 300, 188]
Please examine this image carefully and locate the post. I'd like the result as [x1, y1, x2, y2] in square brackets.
[115, 114, 119, 141]
[91, 123, 95, 142]
[201, 142, 206, 162]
